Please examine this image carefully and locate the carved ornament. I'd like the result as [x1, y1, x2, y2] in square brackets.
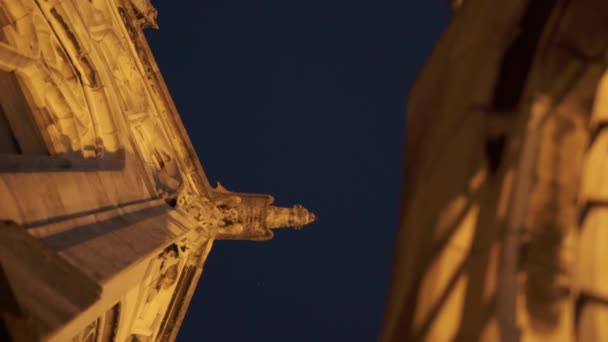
[176, 188, 244, 235]
[130, 0, 159, 29]
[265, 204, 317, 229]
[176, 184, 316, 240]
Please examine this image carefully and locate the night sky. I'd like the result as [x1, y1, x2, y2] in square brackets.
[145, 2, 451, 341]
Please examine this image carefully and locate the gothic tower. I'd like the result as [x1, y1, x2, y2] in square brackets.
[0, 1, 315, 341]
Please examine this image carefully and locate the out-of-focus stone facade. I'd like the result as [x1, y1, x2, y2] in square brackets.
[382, 1, 608, 341]
[0, 1, 314, 341]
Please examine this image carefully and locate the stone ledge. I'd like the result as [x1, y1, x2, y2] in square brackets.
[0, 220, 101, 340]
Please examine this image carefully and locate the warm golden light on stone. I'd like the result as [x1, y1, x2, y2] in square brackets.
[0, 1, 315, 341]
[381, 1, 608, 341]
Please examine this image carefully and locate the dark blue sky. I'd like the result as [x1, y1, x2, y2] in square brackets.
[145, 2, 450, 341]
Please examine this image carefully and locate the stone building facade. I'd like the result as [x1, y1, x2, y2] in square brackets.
[0, 1, 315, 341]
[381, 1, 608, 341]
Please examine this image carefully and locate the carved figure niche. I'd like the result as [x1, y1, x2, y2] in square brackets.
[131, 243, 188, 339]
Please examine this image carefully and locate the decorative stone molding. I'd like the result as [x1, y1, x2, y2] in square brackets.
[0, 0, 187, 197]
[114, 0, 215, 197]
[0, 0, 123, 156]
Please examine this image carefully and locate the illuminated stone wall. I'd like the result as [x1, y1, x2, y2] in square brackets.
[0, 1, 314, 341]
[382, 1, 608, 341]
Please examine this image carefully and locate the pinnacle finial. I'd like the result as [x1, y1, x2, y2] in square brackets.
[265, 204, 316, 230]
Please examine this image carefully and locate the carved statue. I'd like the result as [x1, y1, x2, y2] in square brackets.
[265, 204, 317, 229]
[133, 243, 184, 338]
[175, 184, 316, 240]
[176, 189, 244, 234]
[147, 245, 180, 302]
[130, 0, 159, 29]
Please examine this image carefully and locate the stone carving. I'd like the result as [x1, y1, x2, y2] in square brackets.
[0, 1, 123, 157]
[129, 113, 182, 194]
[71, 318, 99, 342]
[0, 0, 180, 195]
[132, 243, 185, 338]
[176, 183, 316, 240]
[75, 0, 149, 115]
[176, 188, 244, 235]
[74, 0, 181, 195]
[104, 32, 149, 114]
[265, 204, 317, 229]
[223, 202, 316, 241]
[148, 244, 180, 301]
[130, 0, 159, 29]
[0, 3, 87, 154]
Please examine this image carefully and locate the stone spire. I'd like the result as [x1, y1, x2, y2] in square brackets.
[265, 204, 317, 230]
